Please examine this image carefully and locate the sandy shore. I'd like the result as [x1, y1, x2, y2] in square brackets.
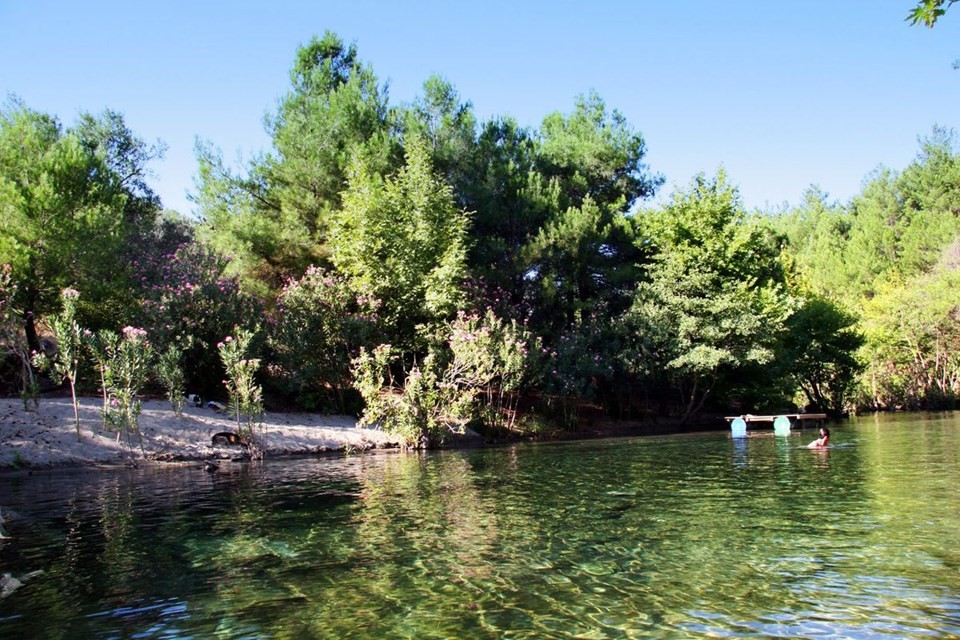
[0, 396, 405, 470]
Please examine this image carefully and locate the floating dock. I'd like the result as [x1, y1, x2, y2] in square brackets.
[724, 414, 827, 423]
[725, 413, 826, 437]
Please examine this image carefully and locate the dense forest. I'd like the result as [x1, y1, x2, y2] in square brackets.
[2, 30, 959, 446]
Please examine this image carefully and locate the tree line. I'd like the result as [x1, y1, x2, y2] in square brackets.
[2, 31, 958, 445]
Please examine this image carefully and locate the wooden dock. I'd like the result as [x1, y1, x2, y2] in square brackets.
[724, 413, 827, 423]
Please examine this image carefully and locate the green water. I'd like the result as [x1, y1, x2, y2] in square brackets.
[1, 413, 959, 639]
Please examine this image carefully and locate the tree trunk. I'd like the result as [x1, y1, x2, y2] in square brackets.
[24, 311, 40, 354]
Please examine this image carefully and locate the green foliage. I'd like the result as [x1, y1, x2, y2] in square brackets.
[859, 261, 960, 409]
[86, 329, 120, 427]
[781, 295, 864, 414]
[0, 100, 162, 349]
[534, 312, 624, 429]
[41, 288, 84, 437]
[400, 75, 477, 204]
[770, 186, 851, 298]
[103, 327, 153, 454]
[352, 344, 457, 448]
[0, 264, 38, 408]
[445, 310, 533, 433]
[908, 0, 956, 26]
[525, 197, 646, 334]
[332, 136, 470, 348]
[628, 172, 793, 422]
[195, 31, 396, 299]
[155, 341, 189, 418]
[352, 310, 535, 446]
[130, 241, 261, 395]
[218, 328, 264, 441]
[461, 118, 543, 314]
[536, 91, 662, 212]
[269, 266, 379, 411]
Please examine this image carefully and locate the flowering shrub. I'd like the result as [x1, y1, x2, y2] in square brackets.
[86, 329, 120, 427]
[38, 288, 85, 437]
[352, 310, 537, 446]
[268, 266, 380, 411]
[103, 326, 154, 454]
[218, 328, 264, 443]
[129, 241, 261, 393]
[446, 309, 533, 432]
[352, 345, 458, 448]
[156, 340, 190, 418]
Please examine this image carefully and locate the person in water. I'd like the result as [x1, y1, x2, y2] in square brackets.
[807, 427, 830, 448]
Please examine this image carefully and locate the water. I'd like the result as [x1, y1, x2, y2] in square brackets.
[1, 413, 959, 639]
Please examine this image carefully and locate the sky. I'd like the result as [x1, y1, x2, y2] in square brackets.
[2, 1, 959, 216]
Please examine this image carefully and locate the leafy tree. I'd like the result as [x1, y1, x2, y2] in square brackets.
[780, 295, 864, 414]
[770, 186, 851, 298]
[628, 172, 792, 422]
[218, 327, 264, 443]
[0, 100, 162, 349]
[351, 310, 534, 447]
[859, 257, 960, 410]
[538, 310, 620, 428]
[331, 136, 471, 349]
[524, 197, 647, 334]
[843, 169, 904, 298]
[443, 309, 534, 433]
[400, 75, 477, 207]
[195, 31, 397, 298]
[0, 264, 38, 407]
[837, 129, 960, 300]
[523, 93, 661, 337]
[103, 326, 153, 455]
[462, 117, 545, 316]
[896, 128, 960, 273]
[155, 341, 189, 418]
[129, 241, 261, 395]
[536, 91, 662, 213]
[352, 344, 461, 448]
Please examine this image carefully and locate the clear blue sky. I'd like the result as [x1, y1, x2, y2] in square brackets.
[2, 1, 958, 216]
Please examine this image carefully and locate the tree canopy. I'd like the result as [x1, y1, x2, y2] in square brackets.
[3, 30, 957, 443]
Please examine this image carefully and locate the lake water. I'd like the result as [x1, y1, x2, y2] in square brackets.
[1, 413, 959, 639]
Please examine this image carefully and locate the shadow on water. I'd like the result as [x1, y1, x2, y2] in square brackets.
[1, 414, 959, 638]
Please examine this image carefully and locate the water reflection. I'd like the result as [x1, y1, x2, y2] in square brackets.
[1, 417, 959, 638]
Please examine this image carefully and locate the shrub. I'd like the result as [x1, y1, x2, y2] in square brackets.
[268, 266, 379, 411]
[129, 241, 261, 395]
[218, 328, 264, 445]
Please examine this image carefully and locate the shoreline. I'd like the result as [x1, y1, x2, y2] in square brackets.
[0, 396, 408, 472]
[1, 396, 828, 474]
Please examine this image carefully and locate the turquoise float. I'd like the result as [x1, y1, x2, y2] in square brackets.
[731, 417, 747, 438]
[773, 415, 791, 436]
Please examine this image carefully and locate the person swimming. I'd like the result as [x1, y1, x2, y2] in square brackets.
[807, 427, 830, 448]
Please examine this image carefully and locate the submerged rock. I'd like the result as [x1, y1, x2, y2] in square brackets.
[0, 573, 22, 599]
[0, 570, 43, 599]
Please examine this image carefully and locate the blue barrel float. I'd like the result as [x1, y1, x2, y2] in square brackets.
[773, 415, 791, 436]
[731, 417, 747, 438]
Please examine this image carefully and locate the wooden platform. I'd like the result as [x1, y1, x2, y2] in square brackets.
[724, 413, 827, 423]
